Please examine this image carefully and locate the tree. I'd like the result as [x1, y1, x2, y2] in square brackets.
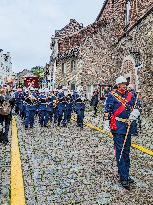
[31, 66, 44, 79]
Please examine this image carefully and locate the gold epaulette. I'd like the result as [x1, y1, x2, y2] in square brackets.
[111, 91, 127, 106]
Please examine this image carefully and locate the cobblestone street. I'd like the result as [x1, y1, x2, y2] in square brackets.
[1, 113, 150, 205]
[0, 130, 11, 205]
[0, 0, 153, 204]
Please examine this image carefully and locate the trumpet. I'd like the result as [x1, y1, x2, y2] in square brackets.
[53, 99, 58, 108]
[27, 92, 37, 103]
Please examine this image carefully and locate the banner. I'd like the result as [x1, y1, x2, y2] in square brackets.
[24, 77, 39, 88]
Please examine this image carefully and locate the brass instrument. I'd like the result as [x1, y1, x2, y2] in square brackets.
[53, 97, 58, 108]
[26, 90, 37, 104]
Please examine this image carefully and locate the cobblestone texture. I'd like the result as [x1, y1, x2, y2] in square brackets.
[85, 107, 153, 150]
[0, 130, 11, 205]
[16, 113, 153, 205]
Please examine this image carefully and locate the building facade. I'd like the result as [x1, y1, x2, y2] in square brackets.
[0, 49, 12, 87]
[16, 69, 36, 87]
[50, 1, 153, 110]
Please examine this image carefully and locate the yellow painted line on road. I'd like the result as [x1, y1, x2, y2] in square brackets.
[131, 143, 153, 156]
[85, 122, 153, 156]
[11, 117, 26, 205]
[72, 117, 153, 156]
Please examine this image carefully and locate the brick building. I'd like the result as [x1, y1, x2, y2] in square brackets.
[50, 0, 153, 110]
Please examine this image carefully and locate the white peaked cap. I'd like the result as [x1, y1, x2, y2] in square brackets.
[116, 76, 127, 85]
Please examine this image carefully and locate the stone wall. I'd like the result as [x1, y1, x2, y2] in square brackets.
[53, 1, 153, 111]
[79, 9, 153, 110]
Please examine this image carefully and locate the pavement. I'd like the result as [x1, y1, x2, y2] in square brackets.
[0, 110, 153, 205]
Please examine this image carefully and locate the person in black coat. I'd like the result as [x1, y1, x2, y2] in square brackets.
[90, 90, 99, 117]
[0, 89, 14, 144]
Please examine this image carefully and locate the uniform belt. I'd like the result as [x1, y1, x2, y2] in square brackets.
[115, 117, 129, 123]
[41, 103, 47, 104]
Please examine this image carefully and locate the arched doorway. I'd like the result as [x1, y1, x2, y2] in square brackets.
[121, 55, 139, 91]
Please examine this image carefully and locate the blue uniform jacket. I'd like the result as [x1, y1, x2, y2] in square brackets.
[47, 96, 54, 112]
[105, 90, 136, 134]
[15, 92, 24, 104]
[57, 92, 65, 100]
[72, 92, 79, 101]
[25, 93, 38, 111]
[38, 94, 48, 111]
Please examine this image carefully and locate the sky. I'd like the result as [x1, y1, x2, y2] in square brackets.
[0, 0, 104, 73]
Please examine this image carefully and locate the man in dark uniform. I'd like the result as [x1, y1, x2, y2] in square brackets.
[90, 90, 99, 117]
[57, 90, 66, 127]
[0, 88, 14, 144]
[38, 90, 48, 127]
[14, 88, 24, 116]
[24, 88, 38, 129]
[104, 76, 137, 190]
[47, 91, 54, 122]
[66, 94, 73, 123]
[75, 96, 85, 128]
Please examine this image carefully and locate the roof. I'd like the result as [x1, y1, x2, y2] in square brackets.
[55, 19, 83, 38]
[96, 0, 109, 21]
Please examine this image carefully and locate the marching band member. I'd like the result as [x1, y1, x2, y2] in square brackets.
[104, 76, 137, 190]
[24, 87, 38, 129]
[38, 89, 49, 127]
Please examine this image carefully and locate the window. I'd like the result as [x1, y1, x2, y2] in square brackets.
[61, 62, 66, 75]
[71, 83, 75, 91]
[87, 85, 92, 100]
[71, 60, 76, 72]
[125, 0, 131, 26]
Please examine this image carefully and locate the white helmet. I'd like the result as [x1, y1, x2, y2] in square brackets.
[30, 87, 35, 91]
[39, 89, 45, 93]
[116, 76, 127, 85]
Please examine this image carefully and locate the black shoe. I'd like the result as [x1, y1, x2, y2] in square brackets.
[25, 126, 28, 130]
[44, 125, 48, 128]
[30, 125, 33, 128]
[120, 180, 130, 190]
[3, 140, 9, 145]
[128, 177, 134, 184]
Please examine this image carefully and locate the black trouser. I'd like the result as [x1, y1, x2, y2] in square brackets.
[94, 105, 97, 115]
[0, 114, 11, 142]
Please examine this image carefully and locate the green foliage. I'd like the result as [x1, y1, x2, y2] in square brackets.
[31, 66, 44, 79]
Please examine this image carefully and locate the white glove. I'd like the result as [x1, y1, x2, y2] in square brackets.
[129, 109, 140, 121]
[103, 120, 110, 131]
[0, 124, 3, 132]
